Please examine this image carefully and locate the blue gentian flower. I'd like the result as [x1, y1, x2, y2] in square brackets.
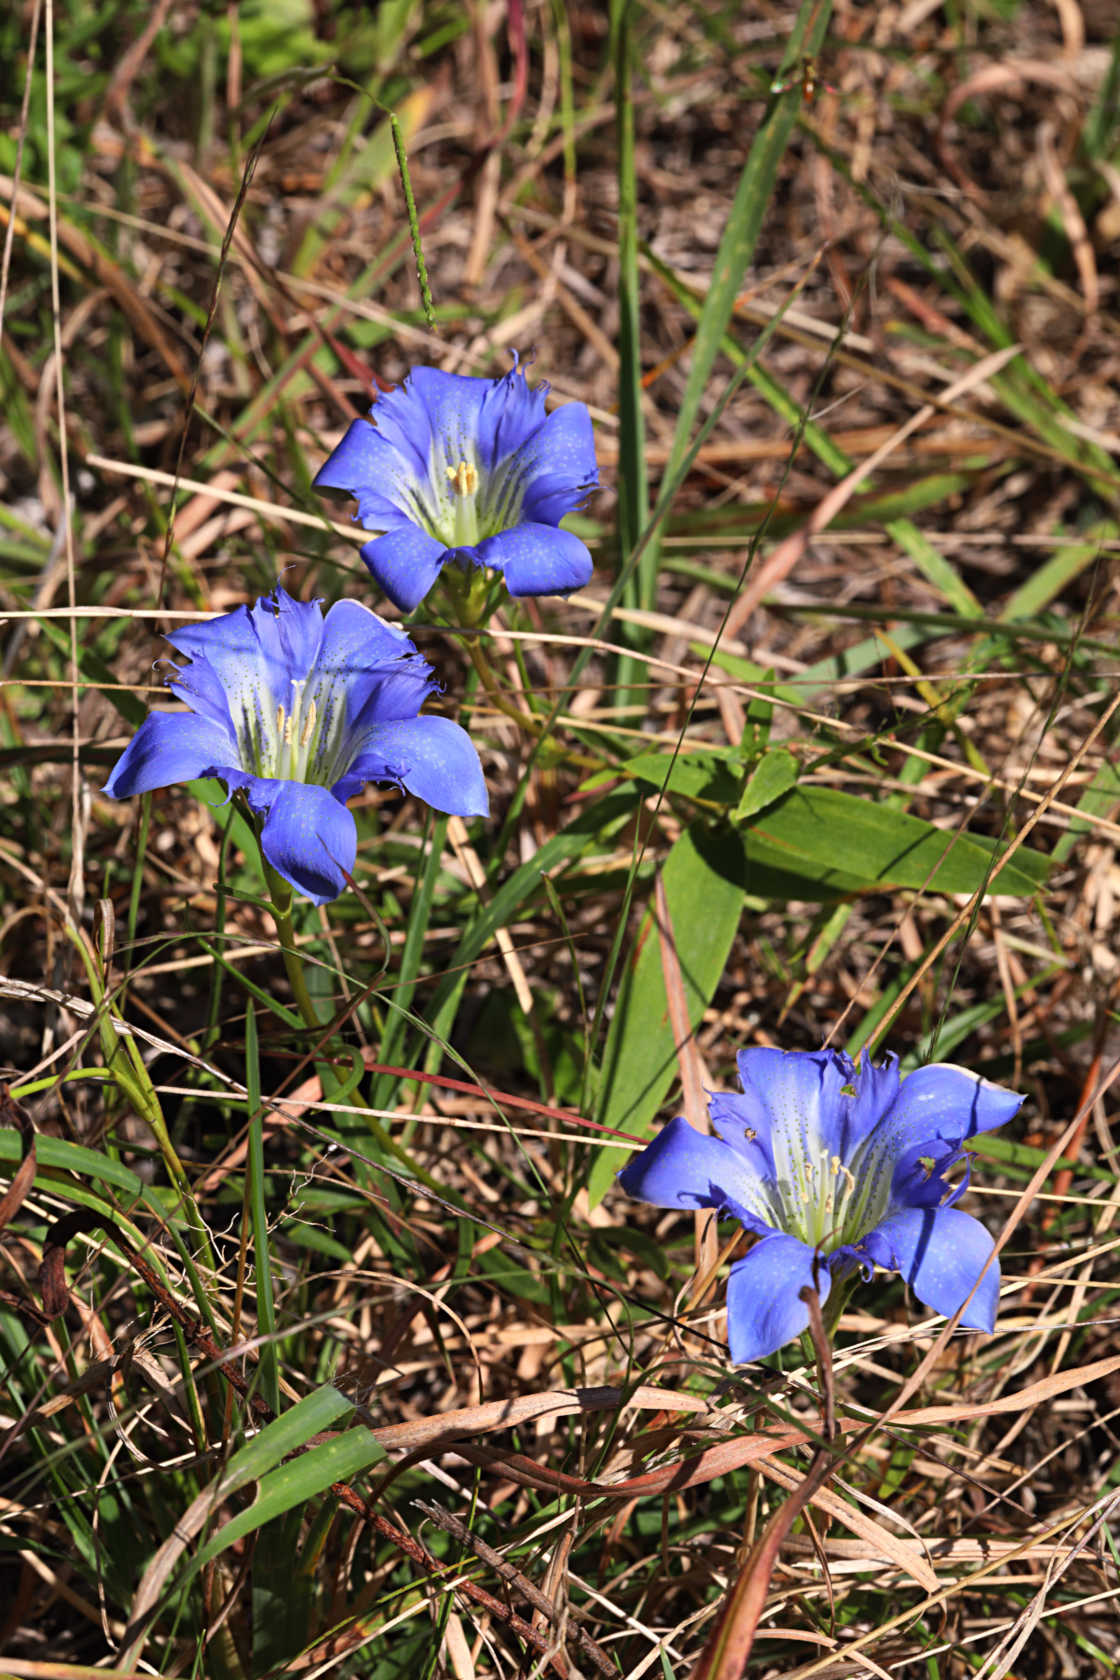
[103, 589, 489, 905]
[312, 356, 598, 613]
[618, 1047, 1023, 1364]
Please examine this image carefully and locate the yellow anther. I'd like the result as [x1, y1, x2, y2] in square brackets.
[276, 702, 287, 741]
[446, 459, 478, 497]
[300, 699, 317, 748]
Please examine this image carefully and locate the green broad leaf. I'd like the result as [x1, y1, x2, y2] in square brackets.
[588, 822, 746, 1205]
[739, 786, 1050, 898]
[1051, 750, 1120, 865]
[614, 749, 742, 806]
[194, 1424, 385, 1569]
[734, 748, 800, 823]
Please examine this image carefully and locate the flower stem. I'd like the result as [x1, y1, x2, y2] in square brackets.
[461, 632, 544, 735]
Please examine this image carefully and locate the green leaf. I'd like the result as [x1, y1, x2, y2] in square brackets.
[739, 786, 1050, 898]
[734, 747, 800, 822]
[613, 748, 742, 806]
[194, 1424, 384, 1568]
[213, 1384, 356, 1497]
[589, 822, 746, 1204]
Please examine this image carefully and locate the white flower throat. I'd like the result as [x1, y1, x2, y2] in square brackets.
[409, 447, 528, 551]
[237, 676, 347, 786]
[760, 1104, 895, 1251]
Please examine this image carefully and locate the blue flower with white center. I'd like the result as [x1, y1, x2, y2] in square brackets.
[103, 589, 489, 905]
[618, 1047, 1023, 1364]
[312, 356, 599, 613]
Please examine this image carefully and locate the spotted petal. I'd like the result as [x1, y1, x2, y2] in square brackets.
[360, 528, 448, 613]
[617, 1115, 773, 1225]
[103, 711, 238, 799]
[476, 523, 593, 596]
[341, 715, 488, 817]
[859, 1206, 1000, 1332]
[258, 782, 357, 906]
[726, 1235, 829, 1364]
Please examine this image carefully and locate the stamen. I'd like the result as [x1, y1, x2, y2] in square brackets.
[446, 459, 478, 497]
[276, 703, 287, 741]
[300, 699, 317, 748]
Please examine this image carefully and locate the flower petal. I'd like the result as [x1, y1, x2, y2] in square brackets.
[318, 597, 414, 670]
[617, 1115, 773, 1222]
[716, 1048, 848, 1161]
[859, 1206, 1000, 1332]
[264, 587, 326, 682]
[103, 711, 238, 799]
[373, 367, 494, 478]
[476, 360, 550, 467]
[361, 527, 448, 613]
[342, 715, 489, 817]
[313, 417, 422, 529]
[167, 597, 314, 728]
[876, 1063, 1024, 1152]
[314, 598, 432, 727]
[475, 522, 593, 596]
[726, 1235, 829, 1363]
[165, 653, 236, 731]
[312, 416, 390, 492]
[516, 402, 600, 523]
[858, 1064, 1024, 1212]
[259, 783, 357, 905]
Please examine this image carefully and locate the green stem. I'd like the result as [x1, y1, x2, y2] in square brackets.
[461, 633, 544, 735]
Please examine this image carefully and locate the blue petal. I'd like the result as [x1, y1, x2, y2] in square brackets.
[103, 711, 239, 799]
[859, 1206, 1000, 1332]
[515, 403, 599, 523]
[617, 1115, 772, 1222]
[860, 1065, 1025, 1211]
[373, 367, 493, 478]
[716, 1048, 849, 1161]
[341, 715, 489, 817]
[167, 597, 313, 727]
[361, 527, 448, 613]
[165, 654, 235, 732]
[166, 602, 258, 674]
[208, 768, 286, 812]
[475, 523, 593, 596]
[315, 599, 432, 727]
[313, 417, 423, 530]
[476, 360, 550, 468]
[876, 1064, 1024, 1152]
[726, 1235, 830, 1363]
[349, 665, 439, 733]
[842, 1052, 901, 1154]
[264, 588, 325, 682]
[890, 1137, 964, 1209]
[313, 417, 387, 492]
[259, 783, 357, 905]
[318, 598, 414, 673]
